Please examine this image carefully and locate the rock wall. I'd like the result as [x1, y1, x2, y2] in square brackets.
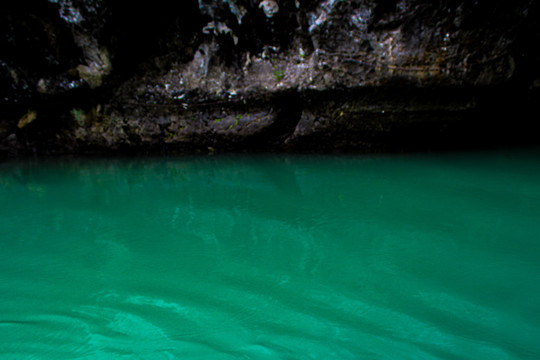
[1, 0, 539, 156]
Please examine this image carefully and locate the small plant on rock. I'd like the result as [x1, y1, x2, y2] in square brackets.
[273, 69, 285, 82]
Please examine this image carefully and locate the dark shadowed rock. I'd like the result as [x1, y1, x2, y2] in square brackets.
[1, 0, 539, 156]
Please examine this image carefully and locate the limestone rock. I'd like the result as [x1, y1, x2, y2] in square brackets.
[1, 0, 539, 156]
[259, 0, 279, 18]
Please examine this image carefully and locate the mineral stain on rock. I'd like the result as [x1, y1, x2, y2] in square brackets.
[259, 0, 279, 18]
[1, 0, 540, 156]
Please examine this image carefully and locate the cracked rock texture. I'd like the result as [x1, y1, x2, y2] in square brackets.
[1, 0, 540, 156]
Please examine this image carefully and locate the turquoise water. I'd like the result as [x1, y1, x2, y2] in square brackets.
[1, 149, 540, 359]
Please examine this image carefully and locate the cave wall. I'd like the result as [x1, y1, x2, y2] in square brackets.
[1, 0, 539, 156]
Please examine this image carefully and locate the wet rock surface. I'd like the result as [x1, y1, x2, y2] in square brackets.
[1, 0, 540, 156]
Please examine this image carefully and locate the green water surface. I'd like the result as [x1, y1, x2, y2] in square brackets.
[1, 149, 540, 359]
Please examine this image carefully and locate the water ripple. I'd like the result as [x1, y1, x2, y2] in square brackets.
[2, 151, 540, 359]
